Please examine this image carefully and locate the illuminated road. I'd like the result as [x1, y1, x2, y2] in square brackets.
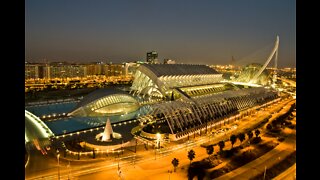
[25, 97, 294, 180]
[215, 131, 296, 180]
[278, 77, 296, 87]
[273, 163, 296, 180]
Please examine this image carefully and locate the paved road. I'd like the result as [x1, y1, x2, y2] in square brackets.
[273, 163, 296, 180]
[215, 129, 296, 180]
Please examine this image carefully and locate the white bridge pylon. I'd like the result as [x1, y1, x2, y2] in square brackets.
[250, 36, 279, 84]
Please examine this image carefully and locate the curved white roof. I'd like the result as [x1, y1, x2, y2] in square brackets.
[74, 88, 134, 109]
[141, 64, 219, 77]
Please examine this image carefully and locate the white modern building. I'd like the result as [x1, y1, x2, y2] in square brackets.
[131, 64, 223, 98]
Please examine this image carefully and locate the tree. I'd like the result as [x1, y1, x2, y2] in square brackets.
[230, 135, 237, 148]
[188, 149, 196, 165]
[172, 158, 179, 172]
[238, 133, 246, 145]
[255, 129, 261, 137]
[247, 131, 254, 139]
[206, 145, 214, 157]
[267, 124, 273, 130]
[218, 141, 225, 152]
[92, 148, 95, 159]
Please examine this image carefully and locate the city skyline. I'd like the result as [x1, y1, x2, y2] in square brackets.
[26, 0, 296, 67]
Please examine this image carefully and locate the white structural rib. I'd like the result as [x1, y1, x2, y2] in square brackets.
[250, 36, 279, 83]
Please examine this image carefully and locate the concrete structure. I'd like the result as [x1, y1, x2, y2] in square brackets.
[138, 86, 278, 140]
[69, 88, 139, 117]
[25, 110, 55, 150]
[26, 62, 280, 151]
[131, 64, 223, 98]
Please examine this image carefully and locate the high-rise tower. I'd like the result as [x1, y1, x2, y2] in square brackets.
[146, 51, 159, 64]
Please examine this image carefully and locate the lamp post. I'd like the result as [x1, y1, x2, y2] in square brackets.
[168, 170, 172, 180]
[56, 149, 60, 180]
[155, 133, 161, 160]
[156, 133, 161, 149]
[67, 160, 71, 180]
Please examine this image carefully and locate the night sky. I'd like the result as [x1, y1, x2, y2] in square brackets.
[25, 0, 295, 67]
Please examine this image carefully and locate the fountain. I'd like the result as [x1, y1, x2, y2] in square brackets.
[102, 118, 113, 141]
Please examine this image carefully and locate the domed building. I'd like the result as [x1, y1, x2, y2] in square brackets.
[68, 88, 139, 117]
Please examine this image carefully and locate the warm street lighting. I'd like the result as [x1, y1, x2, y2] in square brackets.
[67, 160, 71, 180]
[155, 133, 161, 160]
[168, 170, 173, 180]
[56, 149, 60, 180]
[156, 133, 161, 149]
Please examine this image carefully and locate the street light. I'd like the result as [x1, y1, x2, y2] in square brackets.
[155, 133, 161, 160]
[56, 149, 60, 180]
[263, 166, 267, 180]
[67, 160, 71, 180]
[156, 133, 161, 149]
[168, 170, 172, 180]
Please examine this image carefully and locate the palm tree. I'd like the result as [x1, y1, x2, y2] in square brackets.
[230, 135, 237, 148]
[255, 129, 261, 137]
[238, 133, 246, 145]
[218, 141, 225, 152]
[188, 149, 196, 165]
[247, 131, 254, 139]
[206, 145, 214, 157]
[171, 158, 179, 172]
[266, 124, 273, 130]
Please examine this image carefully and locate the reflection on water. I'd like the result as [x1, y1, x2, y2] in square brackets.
[27, 101, 151, 135]
[26, 102, 78, 117]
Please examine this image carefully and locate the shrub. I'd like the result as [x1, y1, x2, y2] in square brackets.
[266, 124, 273, 130]
[188, 160, 212, 180]
[251, 137, 262, 144]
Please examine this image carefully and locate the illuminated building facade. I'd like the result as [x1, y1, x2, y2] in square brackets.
[234, 63, 271, 85]
[26, 62, 126, 80]
[138, 86, 278, 140]
[105, 63, 124, 76]
[69, 88, 139, 117]
[25, 63, 44, 79]
[25, 63, 280, 146]
[131, 64, 223, 98]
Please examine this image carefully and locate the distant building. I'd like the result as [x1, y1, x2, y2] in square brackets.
[25, 61, 127, 80]
[146, 51, 159, 64]
[41, 62, 87, 79]
[25, 63, 44, 79]
[105, 63, 124, 76]
[164, 59, 176, 64]
[86, 63, 104, 76]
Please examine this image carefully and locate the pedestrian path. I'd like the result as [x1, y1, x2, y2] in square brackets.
[215, 135, 295, 180]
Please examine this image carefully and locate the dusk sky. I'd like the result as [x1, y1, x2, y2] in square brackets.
[25, 0, 295, 67]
